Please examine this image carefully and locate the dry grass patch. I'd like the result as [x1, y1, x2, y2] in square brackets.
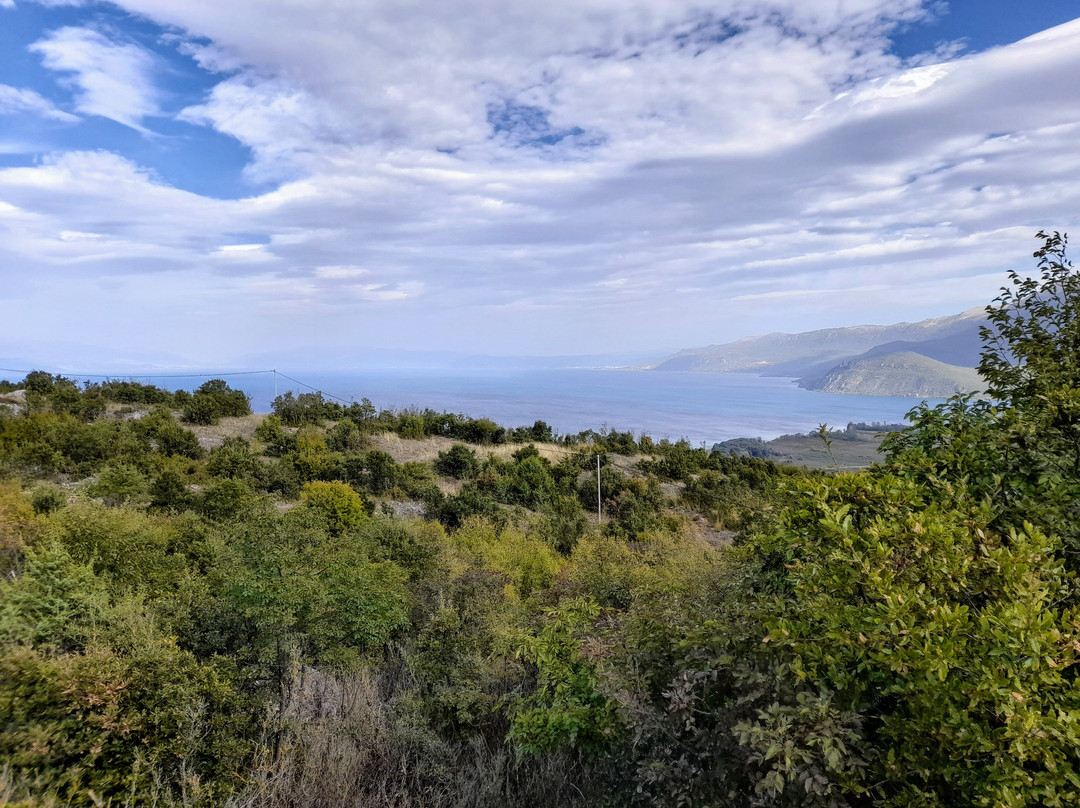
[187, 413, 266, 449]
[481, 442, 569, 463]
[369, 434, 458, 464]
[370, 434, 570, 465]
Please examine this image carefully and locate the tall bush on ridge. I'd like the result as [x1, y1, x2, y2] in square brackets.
[623, 232, 1080, 806]
[885, 230, 1080, 562]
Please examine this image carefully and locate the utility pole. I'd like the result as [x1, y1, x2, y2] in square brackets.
[273, 369, 277, 399]
[596, 453, 602, 524]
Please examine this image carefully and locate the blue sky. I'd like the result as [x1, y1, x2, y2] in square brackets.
[3, 0, 1080, 368]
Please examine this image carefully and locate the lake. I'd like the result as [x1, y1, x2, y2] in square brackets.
[136, 368, 936, 446]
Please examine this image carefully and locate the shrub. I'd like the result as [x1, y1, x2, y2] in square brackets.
[301, 481, 372, 536]
[254, 413, 295, 456]
[434, 443, 481, 479]
[181, 393, 219, 425]
[30, 484, 67, 516]
[199, 479, 256, 521]
[326, 418, 364, 453]
[509, 598, 620, 756]
[86, 461, 148, 505]
[207, 437, 260, 480]
[272, 391, 327, 426]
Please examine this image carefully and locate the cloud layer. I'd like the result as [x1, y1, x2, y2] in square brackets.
[2, 1, 1080, 365]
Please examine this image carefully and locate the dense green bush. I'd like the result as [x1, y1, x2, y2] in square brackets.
[434, 442, 481, 479]
[29, 484, 66, 516]
[272, 390, 330, 426]
[181, 380, 250, 425]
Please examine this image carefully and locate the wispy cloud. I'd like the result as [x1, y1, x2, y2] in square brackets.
[0, 83, 79, 122]
[4, 2, 1080, 361]
[30, 26, 159, 130]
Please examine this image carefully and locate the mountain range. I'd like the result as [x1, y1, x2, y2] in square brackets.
[650, 307, 989, 397]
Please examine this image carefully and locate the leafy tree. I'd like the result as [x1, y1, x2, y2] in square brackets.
[23, 370, 55, 396]
[434, 443, 481, 479]
[530, 419, 554, 443]
[254, 413, 295, 456]
[509, 598, 620, 755]
[272, 391, 327, 426]
[740, 473, 1080, 807]
[326, 418, 364, 453]
[196, 378, 251, 417]
[182, 393, 219, 425]
[885, 230, 1080, 563]
[301, 480, 372, 536]
[207, 437, 261, 480]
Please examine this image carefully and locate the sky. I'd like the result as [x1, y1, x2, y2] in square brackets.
[3, 0, 1080, 369]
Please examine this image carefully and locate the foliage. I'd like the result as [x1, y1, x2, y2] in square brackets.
[509, 598, 620, 756]
[741, 473, 1080, 807]
[326, 418, 364, 453]
[345, 449, 400, 494]
[29, 484, 67, 516]
[86, 461, 148, 505]
[301, 480, 372, 536]
[254, 413, 295, 456]
[42, 500, 190, 595]
[272, 391, 330, 426]
[0, 643, 253, 806]
[451, 518, 562, 600]
[6, 235, 1080, 808]
[434, 443, 481, 479]
[220, 508, 410, 669]
[883, 230, 1080, 563]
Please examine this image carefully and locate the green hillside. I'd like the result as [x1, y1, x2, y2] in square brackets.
[2, 233, 1080, 808]
[800, 351, 985, 396]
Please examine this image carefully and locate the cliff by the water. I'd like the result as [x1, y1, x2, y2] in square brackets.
[799, 351, 984, 397]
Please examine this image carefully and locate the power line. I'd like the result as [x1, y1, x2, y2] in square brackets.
[272, 370, 354, 405]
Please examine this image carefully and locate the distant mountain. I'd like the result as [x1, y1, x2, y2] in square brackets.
[799, 352, 985, 397]
[0, 341, 197, 377]
[651, 307, 987, 379]
[236, 347, 663, 372]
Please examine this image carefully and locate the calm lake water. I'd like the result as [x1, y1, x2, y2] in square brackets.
[134, 368, 936, 446]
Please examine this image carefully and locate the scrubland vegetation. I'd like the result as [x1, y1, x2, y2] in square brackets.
[3, 232, 1080, 807]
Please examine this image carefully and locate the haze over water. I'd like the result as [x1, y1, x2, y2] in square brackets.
[141, 369, 934, 446]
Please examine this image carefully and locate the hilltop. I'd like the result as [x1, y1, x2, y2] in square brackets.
[800, 351, 985, 397]
[650, 307, 987, 397]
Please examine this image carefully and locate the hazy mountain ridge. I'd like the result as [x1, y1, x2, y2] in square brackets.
[652, 307, 986, 375]
[651, 307, 988, 397]
[801, 352, 985, 397]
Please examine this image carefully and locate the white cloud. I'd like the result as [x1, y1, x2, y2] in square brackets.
[0, 83, 79, 121]
[30, 26, 159, 130]
[6, 3, 1080, 361]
